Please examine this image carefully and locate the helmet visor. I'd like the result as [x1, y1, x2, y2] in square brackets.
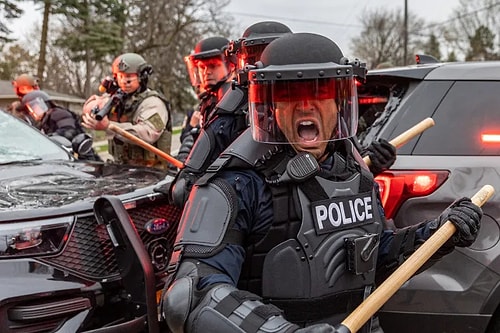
[25, 97, 48, 122]
[249, 77, 358, 144]
[184, 55, 201, 88]
[238, 44, 267, 70]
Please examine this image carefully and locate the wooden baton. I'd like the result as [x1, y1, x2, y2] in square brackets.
[363, 117, 435, 166]
[337, 184, 495, 333]
[108, 123, 184, 169]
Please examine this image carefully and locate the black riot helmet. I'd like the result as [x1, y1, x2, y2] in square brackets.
[21, 90, 54, 122]
[228, 21, 292, 71]
[185, 37, 234, 92]
[248, 33, 359, 148]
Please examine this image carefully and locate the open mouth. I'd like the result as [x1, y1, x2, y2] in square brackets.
[298, 120, 319, 142]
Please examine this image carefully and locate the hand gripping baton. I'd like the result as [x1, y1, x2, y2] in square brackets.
[336, 184, 495, 333]
[363, 117, 435, 166]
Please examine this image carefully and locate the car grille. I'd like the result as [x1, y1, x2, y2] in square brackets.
[39, 199, 182, 281]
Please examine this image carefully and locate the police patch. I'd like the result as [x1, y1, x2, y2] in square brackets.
[311, 191, 374, 235]
[147, 113, 165, 130]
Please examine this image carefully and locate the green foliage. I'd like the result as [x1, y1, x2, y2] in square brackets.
[0, 0, 23, 44]
[446, 51, 457, 62]
[466, 25, 498, 60]
[53, 0, 126, 62]
[422, 33, 441, 61]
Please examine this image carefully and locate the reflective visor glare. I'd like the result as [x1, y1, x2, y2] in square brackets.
[18, 86, 34, 95]
[184, 55, 201, 87]
[249, 77, 358, 143]
[238, 44, 267, 69]
[249, 79, 338, 103]
[0, 217, 73, 258]
[26, 97, 48, 121]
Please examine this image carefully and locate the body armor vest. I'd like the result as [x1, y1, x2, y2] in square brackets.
[171, 129, 383, 325]
[108, 89, 173, 168]
[238, 171, 382, 324]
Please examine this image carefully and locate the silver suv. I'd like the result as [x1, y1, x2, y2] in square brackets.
[358, 60, 500, 333]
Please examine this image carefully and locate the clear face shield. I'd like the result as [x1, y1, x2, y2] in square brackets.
[25, 97, 49, 122]
[184, 55, 201, 89]
[248, 67, 358, 147]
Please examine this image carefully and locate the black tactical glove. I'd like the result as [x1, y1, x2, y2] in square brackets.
[364, 138, 397, 176]
[430, 197, 482, 248]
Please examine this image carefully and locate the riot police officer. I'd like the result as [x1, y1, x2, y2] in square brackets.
[176, 36, 236, 162]
[160, 33, 482, 333]
[82, 52, 173, 169]
[170, 22, 293, 207]
[21, 90, 101, 161]
[8, 74, 40, 124]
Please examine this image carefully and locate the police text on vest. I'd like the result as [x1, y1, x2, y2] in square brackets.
[312, 193, 375, 234]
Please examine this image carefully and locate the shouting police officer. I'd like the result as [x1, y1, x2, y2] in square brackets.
[82, 52, 173, 169]
[160, 33, 482, 333]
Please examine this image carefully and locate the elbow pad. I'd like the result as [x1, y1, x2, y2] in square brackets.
[185, 284, 298, 333]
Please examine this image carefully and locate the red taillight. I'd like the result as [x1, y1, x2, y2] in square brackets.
[358, 96, 388, 104]
[375, 170, 449, 218]
[481, 134, 500, 143]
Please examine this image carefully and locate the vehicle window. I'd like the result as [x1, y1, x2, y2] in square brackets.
[357, 83, 407, 146]
[0, 110, 70, 164]
[413, 81, 500, 155]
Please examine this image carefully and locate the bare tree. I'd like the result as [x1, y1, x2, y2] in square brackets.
[121, 0, 233, 114]
[3, 0, 235, 118]
[443, 0, 500, 60]
[351, 8, 425, 69]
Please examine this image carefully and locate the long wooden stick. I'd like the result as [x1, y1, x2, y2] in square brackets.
[108, 123, 184, 169]
[338, 184, 495, 333]
[363, 117, 435, 166]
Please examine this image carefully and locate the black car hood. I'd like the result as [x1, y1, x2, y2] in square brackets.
[0, 160, 168, 211]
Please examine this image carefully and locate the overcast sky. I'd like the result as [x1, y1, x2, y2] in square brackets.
[223, 0, 462, 57]
[10, 0, 461, 58]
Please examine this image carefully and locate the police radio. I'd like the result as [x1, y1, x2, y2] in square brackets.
[266, 152, 320, 185]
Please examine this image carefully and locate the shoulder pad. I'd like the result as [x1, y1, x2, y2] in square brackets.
[221, 128, 282, 168]
[175, 178, 238, 255]
[214, 87, 246, 114]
